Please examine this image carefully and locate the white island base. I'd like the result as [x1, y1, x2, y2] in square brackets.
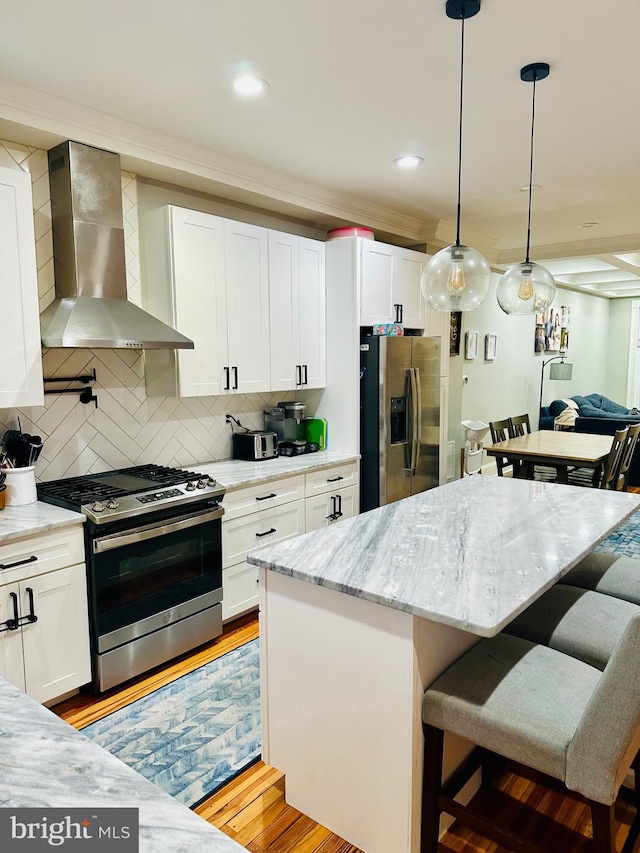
[260, 569, 480, 853]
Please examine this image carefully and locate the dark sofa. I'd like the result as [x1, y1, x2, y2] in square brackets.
[540, 394, 640, 486]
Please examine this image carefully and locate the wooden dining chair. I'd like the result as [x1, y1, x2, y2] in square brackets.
[489, 418, 516, 477]
[509, 413, 531, 437]
[616, 422, 640, 491]
[567, 426, 628, 489]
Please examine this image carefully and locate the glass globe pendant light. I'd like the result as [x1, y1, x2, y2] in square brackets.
[497, 62, 556, 315]
[421, 0, 492, 312]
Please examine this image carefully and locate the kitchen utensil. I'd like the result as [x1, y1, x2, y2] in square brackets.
[303, 418, 327, 451]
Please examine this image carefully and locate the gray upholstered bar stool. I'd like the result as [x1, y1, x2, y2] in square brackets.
[421, 614, 640, 853]
[504, 583, 640, 670]
[561, 553, 640, 606]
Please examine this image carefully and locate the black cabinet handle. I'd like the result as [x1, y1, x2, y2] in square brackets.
[0, 555, 37, 572]
[394, 303, 400, 323]
[224, 367, 230, 391]
[336, 493, 343, 518]
[24, 588, 38, 624]
[303, 364, 308, 385]
[296, 365, 302, 386]
[256, 528, 276, 538]
[326, 495, 337, 520]
[327, 476, 344, 483]
[232, 366, 238, 390]
[256, 493, 277, 501]
[399, 304, 403, 324]
[6, 592, 19, 631]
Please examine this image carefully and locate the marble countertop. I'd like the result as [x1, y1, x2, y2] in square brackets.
[0, 501, 85, 545]
[197, 450, 359, 492]
[0, 676, 244, 852]
[249, 475, 640, 637]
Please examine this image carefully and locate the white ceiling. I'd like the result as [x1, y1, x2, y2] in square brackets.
[1, 0, 639, 295]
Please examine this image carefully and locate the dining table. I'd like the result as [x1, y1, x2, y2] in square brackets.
[486, 429, 614, 484]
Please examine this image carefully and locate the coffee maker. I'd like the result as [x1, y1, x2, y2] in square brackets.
[264, 402, 309, 455]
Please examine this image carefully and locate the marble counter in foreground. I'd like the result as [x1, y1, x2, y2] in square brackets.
[198, 450, 358, 492]
[249, 476, 640, 637]
[0, 677, 244, 852]
[0, 501, 85, 544]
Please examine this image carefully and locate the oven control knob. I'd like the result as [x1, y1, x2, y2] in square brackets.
[185, 481, 197, 491]
[106, 499, 120, 510]
[197, 479, 208, 489]
[91, 501, 106, 513]
[206, 477, 217, 487]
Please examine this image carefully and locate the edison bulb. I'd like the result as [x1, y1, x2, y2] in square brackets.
[421, 244, 491, 312]
[496, 262, 556, 315]
[447, 257, 466, 293]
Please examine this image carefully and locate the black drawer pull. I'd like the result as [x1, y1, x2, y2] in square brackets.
[0, 555, 37, 572]
[303, 364, 308, 385]
[327, 476, 344, 483]
[256, 493, 277, 501]
[296, 365, 302, 385]
[223, 366, 230, 390]
[256, 528, 276, 538]
[232, 366, 238, 390]
[24, 587, 38, 624]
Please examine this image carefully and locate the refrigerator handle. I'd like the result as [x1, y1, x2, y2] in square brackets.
[413, 367, 422, 476]
[408, 368, 419, 476]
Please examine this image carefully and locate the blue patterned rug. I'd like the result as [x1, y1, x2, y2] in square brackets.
[81, 638, 261, 808]
[595, 510, 640, 559]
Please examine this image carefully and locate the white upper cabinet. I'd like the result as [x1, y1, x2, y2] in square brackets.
[0, 167, 43, 407]
[359, 240, 426, 330]
[269, 232, 325, 392]
[142, 208, 270, 397]
[225, 220, 270, 394]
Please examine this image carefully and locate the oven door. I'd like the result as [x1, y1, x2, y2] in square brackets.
[90, 504, 223, 652]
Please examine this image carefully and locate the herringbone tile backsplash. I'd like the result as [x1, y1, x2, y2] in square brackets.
[0, 139, 295, 481]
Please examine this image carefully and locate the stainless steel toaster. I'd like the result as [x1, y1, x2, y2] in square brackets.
[232, 430, 278, 461]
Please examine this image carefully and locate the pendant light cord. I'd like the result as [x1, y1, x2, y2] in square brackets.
[525, 73, 538, 264]
[455, 14, 465, 247]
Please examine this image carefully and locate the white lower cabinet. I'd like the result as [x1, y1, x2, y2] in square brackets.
[221, 461, 360, 623]
[0, 527, 91, 704]
[222, 496, 305, 623]
[305, 484, 359, 533]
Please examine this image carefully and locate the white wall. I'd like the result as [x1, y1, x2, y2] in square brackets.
[458, 275, 611, 445]
[607, 298, 633, 405]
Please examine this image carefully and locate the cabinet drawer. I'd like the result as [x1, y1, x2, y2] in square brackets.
[222, 561, 259, 622]
[305, 462, 359, 498]
[223, 475, 305, 521]
[305, 485, 360, 533]
[223, 501, 305, 568]
[0, 526, 85, 584]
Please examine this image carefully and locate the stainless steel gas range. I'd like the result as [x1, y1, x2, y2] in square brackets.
[37, 464, 225, 693]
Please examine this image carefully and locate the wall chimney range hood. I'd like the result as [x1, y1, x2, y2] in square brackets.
[40, 141, 194, 350]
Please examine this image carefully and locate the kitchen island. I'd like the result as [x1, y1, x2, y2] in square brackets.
[249, 476, 640, 853]
[0, 675, 244, 852]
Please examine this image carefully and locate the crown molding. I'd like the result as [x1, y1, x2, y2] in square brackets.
[497, 234, 640, 266]
[0, 78, 424, 240]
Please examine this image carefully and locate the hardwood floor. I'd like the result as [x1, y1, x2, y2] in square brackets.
[52, 611, 637, 852]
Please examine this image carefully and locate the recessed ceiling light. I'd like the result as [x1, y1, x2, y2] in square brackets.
[394, 156, 424, 169]
[232, 75, 269, 96]
[577, 222, 600, 228]
[519, 184, 541, 192]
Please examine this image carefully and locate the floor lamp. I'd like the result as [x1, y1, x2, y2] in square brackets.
[539, 356, 573, 428]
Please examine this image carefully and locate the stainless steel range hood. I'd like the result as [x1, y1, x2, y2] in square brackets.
[40, 141, 194, 350]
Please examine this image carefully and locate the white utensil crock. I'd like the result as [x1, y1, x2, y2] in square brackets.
[4, 466, 38, 506]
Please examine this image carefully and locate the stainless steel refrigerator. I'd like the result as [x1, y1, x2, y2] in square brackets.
[360, 335, 440, 512]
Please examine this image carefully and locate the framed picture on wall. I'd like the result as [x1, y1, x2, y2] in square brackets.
[450, 311, 462, 356]
[485, 333, 497, 361]
[465, 330, 479, 360]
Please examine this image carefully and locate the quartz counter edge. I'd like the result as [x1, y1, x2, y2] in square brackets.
[0, 502, 85, 545]
[0, 676, 244, 852]
[249, 477, 640, 638]
[198, 451, 359, 492]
